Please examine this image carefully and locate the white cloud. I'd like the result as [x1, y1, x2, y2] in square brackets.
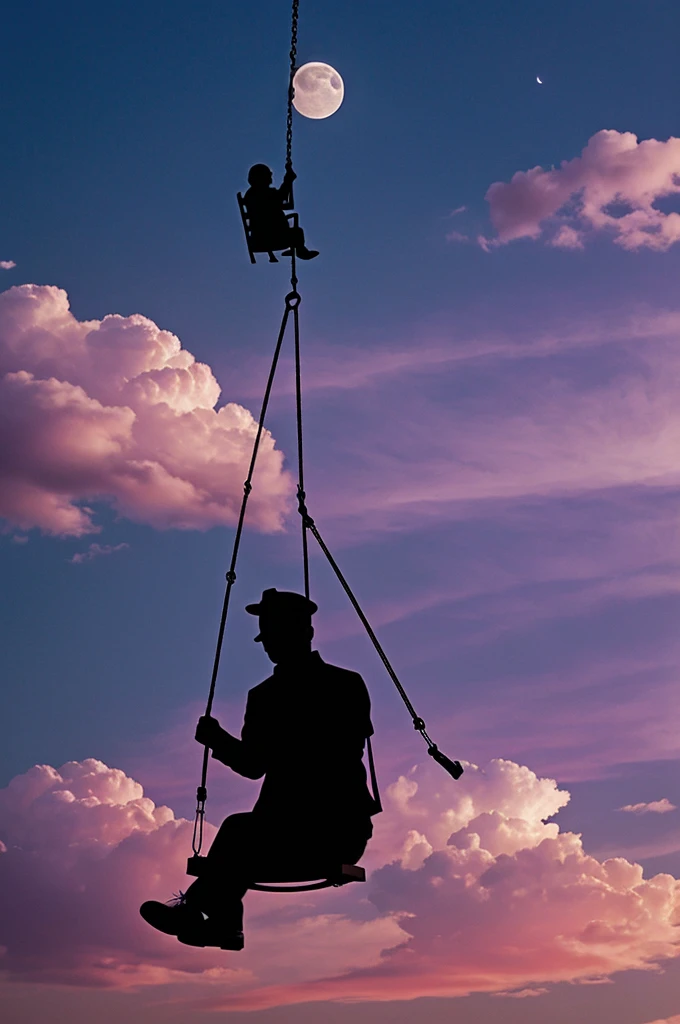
[619, 799, 677, 815]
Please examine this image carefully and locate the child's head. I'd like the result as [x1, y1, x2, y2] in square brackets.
[248, 164, 273, 186]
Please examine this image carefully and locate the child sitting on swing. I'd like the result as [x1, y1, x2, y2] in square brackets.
[243, 164, 319, 261]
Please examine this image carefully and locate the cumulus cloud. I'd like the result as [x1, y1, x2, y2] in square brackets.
[0, 758, 399, 991]
[483, 130, 680, 251]
[222, 759, 680, 1011]
[69, 541, 130, 563]
[0, 284, 291, 536]
[620, 799, 678, 815]
[2, 756, 679, 1012]
[0, 260, 16, 270]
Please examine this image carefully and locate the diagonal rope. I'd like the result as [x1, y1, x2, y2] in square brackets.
[295, 498, 464, 781]
[191, 286, 300, 858]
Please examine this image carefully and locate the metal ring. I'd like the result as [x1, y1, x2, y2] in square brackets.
[285, 291, 302, 309]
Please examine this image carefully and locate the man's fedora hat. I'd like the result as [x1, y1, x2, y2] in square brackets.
[246, 588, 318, 641]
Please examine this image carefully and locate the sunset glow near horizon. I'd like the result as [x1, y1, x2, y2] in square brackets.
[2, 2, 680, 1024]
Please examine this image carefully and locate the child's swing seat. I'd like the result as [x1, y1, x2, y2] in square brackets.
[237, 192, 299, 264]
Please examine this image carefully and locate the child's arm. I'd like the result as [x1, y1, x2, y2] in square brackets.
[277, 167, 297, 207]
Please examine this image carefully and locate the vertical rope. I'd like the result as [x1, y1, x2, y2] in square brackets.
[293, 293, 310, 600]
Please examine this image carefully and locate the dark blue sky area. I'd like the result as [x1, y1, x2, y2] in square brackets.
[2, 0, 680, 792]
[2, 0, 679, 343]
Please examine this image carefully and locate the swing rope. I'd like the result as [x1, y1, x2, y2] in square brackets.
[191, 284, 301, 859]
[192, 283, 462, 861]
[190, 0, 461, 864]
[293, 292, 310, 600]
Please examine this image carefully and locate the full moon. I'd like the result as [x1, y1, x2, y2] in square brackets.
[292, 62, 344, 119]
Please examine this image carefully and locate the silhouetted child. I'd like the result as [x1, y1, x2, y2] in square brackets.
[243, 164, 319, 261]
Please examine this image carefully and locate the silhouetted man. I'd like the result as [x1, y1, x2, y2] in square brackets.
[140, 589, 377, 949]
[243, 164, 319, 261]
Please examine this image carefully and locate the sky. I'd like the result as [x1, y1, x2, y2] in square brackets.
[2, 0, 680, 1021]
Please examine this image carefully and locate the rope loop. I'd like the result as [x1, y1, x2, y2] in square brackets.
[286, 290, 302, 309]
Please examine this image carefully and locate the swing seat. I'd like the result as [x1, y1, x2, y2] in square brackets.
[187, 854, 365, 893]
[237, 192, 298, 264]
[249, 863, 365, 893]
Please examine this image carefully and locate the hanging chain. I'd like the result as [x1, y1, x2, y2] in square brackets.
[286, 0, 299, 171]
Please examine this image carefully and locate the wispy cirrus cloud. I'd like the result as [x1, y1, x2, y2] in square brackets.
[492, 987, 550, 998]
[294, 309, 680, 548]
[70, 542, 130, 564]
[481, 130, 680, 252]
[620, 799, 678, 815]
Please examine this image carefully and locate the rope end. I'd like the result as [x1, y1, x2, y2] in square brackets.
[428, 745, 464, 780]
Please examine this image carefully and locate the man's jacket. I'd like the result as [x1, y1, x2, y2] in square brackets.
[210, 652, 378, 829]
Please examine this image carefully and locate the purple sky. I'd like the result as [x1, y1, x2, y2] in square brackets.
[2, 2, 680, 1022]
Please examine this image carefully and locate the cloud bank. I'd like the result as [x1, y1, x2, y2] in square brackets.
[484, 130, 680, 251]
[1, 756, 678, 1011]
[0, 284, 291, 536]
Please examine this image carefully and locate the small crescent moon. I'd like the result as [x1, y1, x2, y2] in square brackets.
[536, 76, 543, 84]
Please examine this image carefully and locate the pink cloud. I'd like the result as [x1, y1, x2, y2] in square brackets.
[219, 758, 680, 1010]
[483, 130, 680, 251]
[620, 800, 678, 816]
[70, 542, 130, 564]
[0, 758, 400, 993]
[0, 284, 291, 536]
[2, 756, 679, 1012]
[0, 260, 16, 270]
